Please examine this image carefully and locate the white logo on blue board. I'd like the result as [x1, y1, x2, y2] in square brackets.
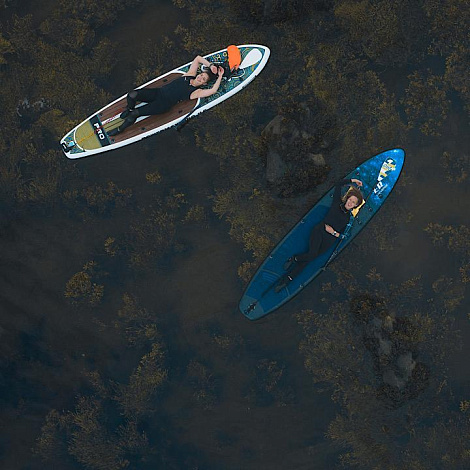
[373, 158, 396, 196]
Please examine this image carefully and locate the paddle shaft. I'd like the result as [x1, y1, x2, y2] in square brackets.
[175, 100, 203, 132]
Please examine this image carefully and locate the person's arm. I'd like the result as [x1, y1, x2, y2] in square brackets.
[324, 224, 341, 238]
[185, 55, 211, 76]
[332, 178, 351, 204]
[332, 178, 363, 203]
[190, 67, 224, 99]
[351, 178, 363, 187]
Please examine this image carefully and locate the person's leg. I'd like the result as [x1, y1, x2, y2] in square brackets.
[276, 225, 325, 292]
[287, 229, 337, 280]
[109, 90, 169, 136]
[125, 90, 138, 111]
[108, 108, 141, 136]
[135, 98, 170, 116]
[121, 88, 160, 118]
[285, 224, 324, 276]
[130, 88, 159, 107]
[306, 224, 325, 257]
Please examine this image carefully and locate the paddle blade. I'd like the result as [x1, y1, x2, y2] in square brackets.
[239, 48, 263, 69]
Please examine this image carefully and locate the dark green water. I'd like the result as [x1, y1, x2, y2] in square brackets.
[1, 1, 469, 469]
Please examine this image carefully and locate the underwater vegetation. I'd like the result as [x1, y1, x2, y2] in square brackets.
[0, 0, 468, 468]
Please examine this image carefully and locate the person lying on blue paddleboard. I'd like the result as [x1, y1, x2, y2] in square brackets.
[274, 178, 364, 293]
[108, 56, 224, 136]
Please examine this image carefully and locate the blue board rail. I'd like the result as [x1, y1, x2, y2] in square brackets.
[239, 148, 406, 320]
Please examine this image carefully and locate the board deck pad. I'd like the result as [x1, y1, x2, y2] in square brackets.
[61, 45, 270, 158]
[239, 148, 406, 320]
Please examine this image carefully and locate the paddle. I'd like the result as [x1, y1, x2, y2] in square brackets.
[176, 48, 262, 132]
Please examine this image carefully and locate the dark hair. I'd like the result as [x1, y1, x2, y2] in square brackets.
[201, 65, 217, 81]
[343, 187, 364, 206]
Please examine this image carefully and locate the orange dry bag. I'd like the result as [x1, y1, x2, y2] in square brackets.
[227, 45, 242, 72]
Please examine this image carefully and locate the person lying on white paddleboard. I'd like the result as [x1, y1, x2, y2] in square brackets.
[108, 56, 224, 136]
[274, 178, 364, 293]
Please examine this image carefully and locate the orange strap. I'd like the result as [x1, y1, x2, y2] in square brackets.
[227, 45, 241, 71]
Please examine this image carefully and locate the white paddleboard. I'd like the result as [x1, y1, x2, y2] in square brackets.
[60, 44, 270, 159]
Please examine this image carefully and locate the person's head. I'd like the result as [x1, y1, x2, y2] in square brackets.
[194, 65, 218, 86]
[343, 187, 363, 210]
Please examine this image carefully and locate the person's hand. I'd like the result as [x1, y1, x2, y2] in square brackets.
[351, 178, 363, 187]
[325, 224, 336, 236]
[217, 66, 224, 77]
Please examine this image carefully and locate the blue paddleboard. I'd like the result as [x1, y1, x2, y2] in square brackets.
[239, 148, 406, 320]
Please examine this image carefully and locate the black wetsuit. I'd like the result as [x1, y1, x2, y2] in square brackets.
[128, 76, 197, 115]
[109, 76, 197, 135]
[287, 179, 353, 280]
